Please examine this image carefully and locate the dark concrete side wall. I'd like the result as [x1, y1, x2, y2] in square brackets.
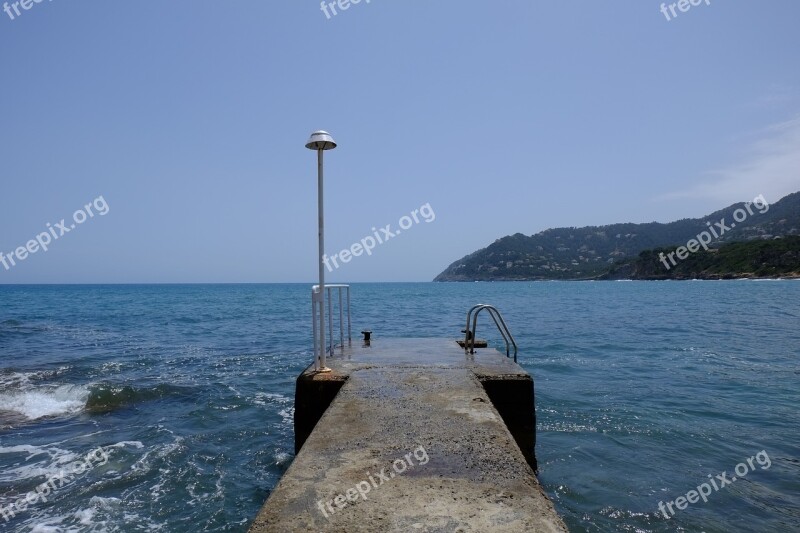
[295, 367, 537, 472]
[294, 371, 347, 454]
[479, 375, 537, 472]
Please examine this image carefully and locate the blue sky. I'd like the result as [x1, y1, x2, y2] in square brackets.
[1, 0, 798, 283]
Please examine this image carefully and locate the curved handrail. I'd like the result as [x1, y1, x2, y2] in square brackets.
[464, 304, 518, 362]
[466, 304, 507, 352]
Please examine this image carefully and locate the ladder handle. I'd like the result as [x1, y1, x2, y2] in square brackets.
[472, 307, 510, 356]
[464, 304, 518, 362]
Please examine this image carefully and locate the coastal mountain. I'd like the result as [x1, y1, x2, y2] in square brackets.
[434, 192, 800, 281]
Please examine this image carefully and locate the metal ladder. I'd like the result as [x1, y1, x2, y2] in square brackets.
[464, 304, 518, 362]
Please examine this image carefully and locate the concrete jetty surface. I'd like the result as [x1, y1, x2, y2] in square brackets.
[249, 338, 567, 533]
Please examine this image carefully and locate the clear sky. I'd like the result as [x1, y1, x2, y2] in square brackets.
[1, 0, 798, 283]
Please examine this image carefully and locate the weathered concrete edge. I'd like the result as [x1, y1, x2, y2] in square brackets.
[295, 363, 539, 473]
[476, 372, 538, 472]
[294, 367, 348, 454]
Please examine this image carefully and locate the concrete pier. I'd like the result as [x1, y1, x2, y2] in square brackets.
[250, 338, 567, 533]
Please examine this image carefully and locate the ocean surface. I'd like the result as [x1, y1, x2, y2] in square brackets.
[0, 282, 798, 532]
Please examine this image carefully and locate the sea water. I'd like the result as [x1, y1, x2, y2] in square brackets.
[0, 282, 797, 532]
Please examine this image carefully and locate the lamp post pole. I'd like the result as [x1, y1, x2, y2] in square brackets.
[316, 146, 327, 372]
[306, 130, 337, 373]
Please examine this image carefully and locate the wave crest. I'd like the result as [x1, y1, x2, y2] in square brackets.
[0, 384, 89, 420]
[86, 384, 199, 413]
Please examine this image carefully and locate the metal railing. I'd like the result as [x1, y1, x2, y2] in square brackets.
[311, 284, 351, 370]
[464, 304, 518, 362]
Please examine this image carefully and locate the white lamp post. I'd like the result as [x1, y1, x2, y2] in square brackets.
[305, 130, 337, 373]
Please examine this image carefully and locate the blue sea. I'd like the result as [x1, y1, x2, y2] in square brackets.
[0, 282, 798, 532]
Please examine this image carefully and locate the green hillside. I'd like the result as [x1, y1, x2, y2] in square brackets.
[602, 236, 800, 280]
[434, 192, 800, 281]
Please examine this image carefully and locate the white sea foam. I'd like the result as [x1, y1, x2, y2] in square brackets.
[74, 507, 97, 526]
[107, 441, 145, 450]
[0, 371, 36, 388]
[253, 392, 290, 406]
[278, 407, 294, 425]
[0, 368, 71, 387]
[29, 521, 73, 533]
[0, 440, 143, 485]
[25, 497, 120, 533]
[0, 384, 89, 420]
[0, 443, 79, 483]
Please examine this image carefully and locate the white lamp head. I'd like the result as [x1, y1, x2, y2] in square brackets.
[305, 130, 337, 150]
